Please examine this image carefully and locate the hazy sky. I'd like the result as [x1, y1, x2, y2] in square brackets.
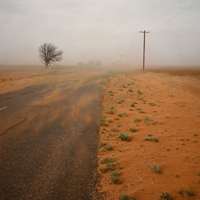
[0, 0, 200, 67]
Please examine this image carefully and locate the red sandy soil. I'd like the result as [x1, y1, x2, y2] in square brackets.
[97, 69, 200, 200]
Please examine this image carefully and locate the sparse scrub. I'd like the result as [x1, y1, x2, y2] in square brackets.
[119, 193, 137, 200]
[137, 108, 141, 110]
[107, 110, 114, 114]
[110, 169, 121, 184]
[134, 117, 140, 122]
[128, 89, 133, 92]
[110, 127, 118, 132]
[123, 112, 127, 117]
[109, 91, 113, 93]
[130, 127, 137, 132]
[138, 90, 142, 94]
[143, 137, 158, 142]
[139, 110, 145, 113]
[159, 121, 164, 124]
[131, 103, 135, 107]
[99, 162, 117, 173]
[148, 102, 156, 106]
[108, 119, 112, 123]
[158, 192, 173, 200]
[114, 117, 119, 120]
[117, 132, 130, 142]
[122, 85, 126, 88]
[183, 186, 194, 196]
[103, 145, 113, 151]
[197, 171, 200, 176]
[129, 108, 133, 111]
[99, 119, 108, 126]
[119, 89, 123, 91]
[100, 142, 107, 146]
[150, 163, 161, 174]
[117, 124, 121, 127]
[117, 113, 123, 117]
[194, 133, 198, 136]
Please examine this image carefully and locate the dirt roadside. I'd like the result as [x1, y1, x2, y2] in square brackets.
[96, 70, 200, 200]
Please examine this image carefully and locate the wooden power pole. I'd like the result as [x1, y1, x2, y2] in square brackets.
[139, 30, 150, 71]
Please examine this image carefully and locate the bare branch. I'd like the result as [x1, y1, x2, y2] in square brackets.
[38, 43, 63, 68]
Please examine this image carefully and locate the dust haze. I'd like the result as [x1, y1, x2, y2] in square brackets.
[0, 0, 200, 69]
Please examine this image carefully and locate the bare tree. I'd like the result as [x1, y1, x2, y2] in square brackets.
[39, 43, 63, 68]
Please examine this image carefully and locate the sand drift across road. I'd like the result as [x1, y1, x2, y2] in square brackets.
[0, 67, 106, 200]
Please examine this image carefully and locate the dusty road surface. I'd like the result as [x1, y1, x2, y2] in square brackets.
[0, 66, 106, 200]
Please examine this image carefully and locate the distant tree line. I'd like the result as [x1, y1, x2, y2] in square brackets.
[38, 43, 104, 69]
[77, 60, 102, 66]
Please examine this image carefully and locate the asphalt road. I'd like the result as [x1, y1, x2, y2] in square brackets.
[0, 68, 106, 200]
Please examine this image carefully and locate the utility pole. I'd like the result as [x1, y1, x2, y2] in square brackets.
[121, 54, 123, 66]
[139, 30, 150, 71]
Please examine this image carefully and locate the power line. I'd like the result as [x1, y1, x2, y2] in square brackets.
[149, 0, 183, 26]
[150, 0, 200, 31]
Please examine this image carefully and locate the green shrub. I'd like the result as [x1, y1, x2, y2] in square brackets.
[128, 89, 133, 92]
[110, 127, 118, 132]
[110, 169, 121, 184]
[158, 192, 172, 200]
[139, 110, 145, 113]
[100, 157, 116, 164]
[108, 119, 112, 123]
[183, 186, 194, 196]
[134, 117, 140, 122]
[107, 110, 114, 114]
[131, 103, 135, 107]
[130, 127, 137, 132]
[138, 90, 142, 94]
[143, 137, 158, 142]
[123, 112, 127, 117]
[99, 162, 117, 173]
[109, 91, 113, 93]
[148, 102, 156, 106]
[119, 193, 137, 200]
[129, 108, 133, 111]
[99, 119, 108, 126]
[118, 113, 123, 117]
[122, 85, 126, 88]
[117, 132, 130, 142]
[117, 124, 121, 127]
[150, 163, 161, 174]
[103, 145, 113, 151]
[197, 171, 200, 176]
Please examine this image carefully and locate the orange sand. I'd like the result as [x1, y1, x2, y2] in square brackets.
[97, 70, 200, 200]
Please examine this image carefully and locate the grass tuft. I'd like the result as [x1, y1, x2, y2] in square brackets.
[103, 145, 113, 151]
[150, 163, 161, 174]
[117, 132, 130, 142]
[158, 192, 172, 200]
[119, 193, 137, 200]
[110, 169, 121, 184]
[130, 127, 137, 132]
